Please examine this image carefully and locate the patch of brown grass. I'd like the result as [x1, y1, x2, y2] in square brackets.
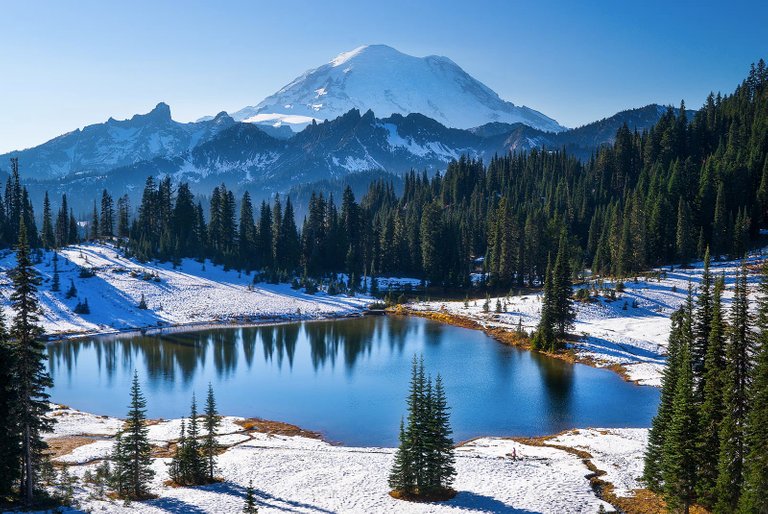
[45, 437, 94, 460]
[235, 418, 322, 440]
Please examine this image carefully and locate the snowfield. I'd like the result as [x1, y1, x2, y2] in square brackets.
[410, 254, 763, 386]
[22, 406, 654, 514]
[0, 243, 369, 338]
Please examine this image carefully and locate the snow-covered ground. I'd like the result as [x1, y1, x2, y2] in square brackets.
[411, 254, 764, 386]
[0, 243, 369, 338]
[18, 406, 654, 514]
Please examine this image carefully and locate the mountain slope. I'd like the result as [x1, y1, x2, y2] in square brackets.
[231, 45, 565, 133]
[2, 103, 235, 180]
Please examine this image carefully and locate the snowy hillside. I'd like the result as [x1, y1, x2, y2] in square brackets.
[231, 44, 565, 133]
[411, 254, 763, 387]
[0, 243, 368, 337]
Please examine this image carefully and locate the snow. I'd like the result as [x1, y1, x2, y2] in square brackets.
[0, 243, 370, 338]
[411, 254, 764, 386]
[231, 45, 565, 133]
[31, 407, 649, 514]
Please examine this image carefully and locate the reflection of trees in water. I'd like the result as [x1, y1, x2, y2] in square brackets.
[531, 352, 575, 427]
[47, 317, 439, 388]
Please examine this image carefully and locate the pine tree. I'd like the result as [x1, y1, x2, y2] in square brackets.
[533, 254, 557, 352]
[661, 333, 698, 514]
[0, 310, 20, 499]
[693, 248, 713, 385]
[203, 383, 221, 482]
[696, 273, 726, 507]
[715, 265, 753, 512]
[10, 220, 54, 503]
[644, 308, 685, 491]
[389, 357, 455, 500]
[90, 201, 99, 240]
[116, 371, 154, 499]
[243, 479, 258, 513]
[737, 262, 768, 513]
[51, 253, 61, 292]
[40, 192, 54, 250]
[168, 418, 187, 485]
[100, 189, 115, 238]
[388, 418, 414, 494]
[427, 375, 455, 492]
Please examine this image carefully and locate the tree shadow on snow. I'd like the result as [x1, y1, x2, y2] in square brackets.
[145, 496, 209, 514]
[209, 481, 336, 514]
[448, 490, 540, 513]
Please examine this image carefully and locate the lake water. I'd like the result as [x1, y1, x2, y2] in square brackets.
[47, 315, 660, 446]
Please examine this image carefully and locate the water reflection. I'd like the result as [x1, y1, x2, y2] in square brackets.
[46, 316, 659, 446]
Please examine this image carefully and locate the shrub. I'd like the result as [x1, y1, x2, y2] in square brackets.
[138, 294, 148, 310]
[78, 267, 96, 278]
[74, 298, 90, 314]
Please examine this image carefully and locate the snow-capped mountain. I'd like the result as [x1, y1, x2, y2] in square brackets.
[231, 44, 565, 134]
[2, 103, 235, 181]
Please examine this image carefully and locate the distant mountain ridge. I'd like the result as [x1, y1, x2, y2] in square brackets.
[6, 103, 235, 180]
[8, 102, 687, 215]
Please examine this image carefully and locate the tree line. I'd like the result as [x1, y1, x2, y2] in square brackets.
[643, 251, 768, 513]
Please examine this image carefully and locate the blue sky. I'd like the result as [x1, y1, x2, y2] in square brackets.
[1, 0, 766, 153]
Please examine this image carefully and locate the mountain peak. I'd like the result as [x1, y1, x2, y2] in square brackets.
[231, 45, 564, 133]
[330, 44, 401, 67]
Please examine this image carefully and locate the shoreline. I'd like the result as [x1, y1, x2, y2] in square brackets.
[43, 404, 653, 514]
[43, 310, 367, 343]
[395, 306, 643, 386]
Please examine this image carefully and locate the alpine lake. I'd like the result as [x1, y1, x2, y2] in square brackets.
[47, 315, 660, 446]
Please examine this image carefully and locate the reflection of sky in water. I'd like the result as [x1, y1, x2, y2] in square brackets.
[47, 316, 659, 446]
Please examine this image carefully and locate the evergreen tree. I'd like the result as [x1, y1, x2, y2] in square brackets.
[115, 371, 155, 500]
[532, 254, 557, 352]
[117, 194, 131, 239]
[644, 308, 685, 491]
[90, 201, 99, 240]
[388, 418, 414, 494]
[426, 375, 455, 491]
[40, 192, 54, 250]
[736, 262, 768, 513]
[715, 265, 753, 512]
[243, 479, 258, 513]
[9, 220, 53, 503]
[696, 273, 726, 507]
[100, 189, 115, 238]
[203, 383, 221, 482]
[0, 311, 20, 499]
[661, 333, 698, 514]
[51, 253, 61, 292]
[389, 356, 455, 499]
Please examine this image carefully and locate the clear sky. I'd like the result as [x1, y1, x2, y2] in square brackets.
[1, 0, 766, 153]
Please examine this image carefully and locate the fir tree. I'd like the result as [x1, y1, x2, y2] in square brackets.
[661, 333, 698, 514]
[243, 479, 258, 513]
[0, 311, 20, 499]
[51, 253, 60, 292]
[203, 383, 221, 482]
[389, 356, 455, 500]
[115, 371, 155, 499]
[40, 192, 54, 250]
[426, 375, 456, 492]
[643, 308, 685, 492]
[696, 273, 726, 507]
[736, 262, 768, 513]
[715, 265, 753, 512]
[10, 220, 54, 503]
